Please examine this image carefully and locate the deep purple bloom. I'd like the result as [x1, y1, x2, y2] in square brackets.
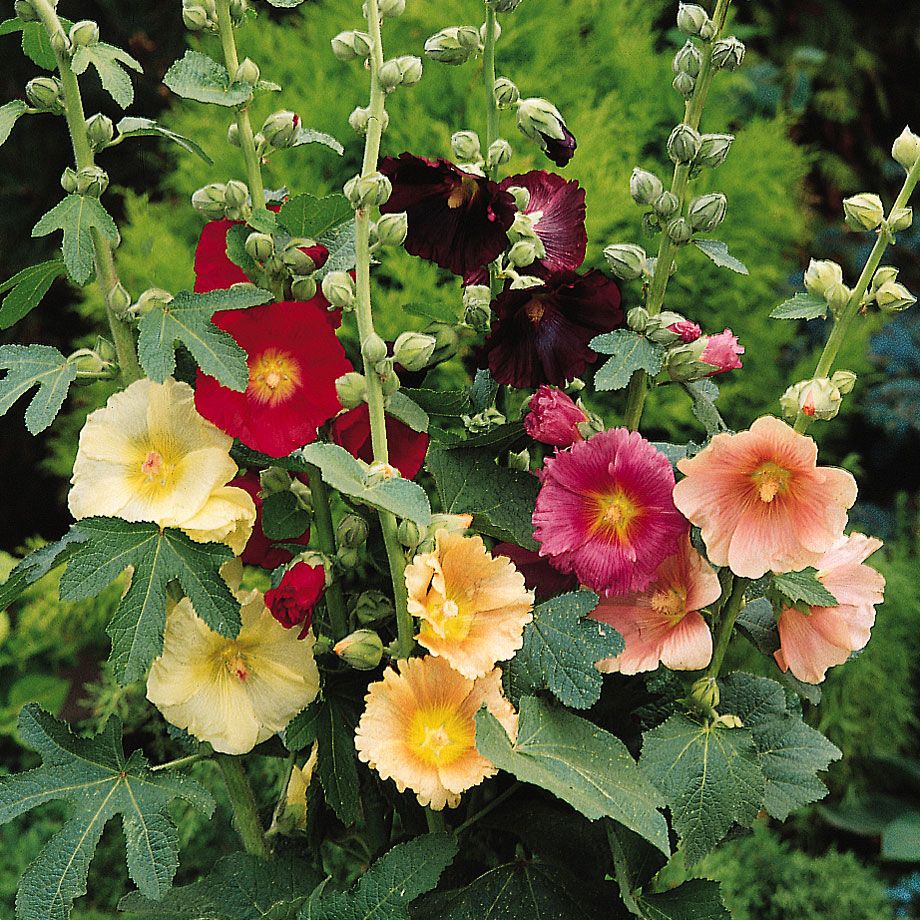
[541, 124, 577, 168]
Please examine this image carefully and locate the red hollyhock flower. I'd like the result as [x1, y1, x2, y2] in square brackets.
[378, 154, 517, 278]
[265, 561, 325, 638]
[484, 270, 624, 389]
[493, 542, 578, 600]
[330, 404, 429, 479]
[195, 300, 352, 458]
[234, 472, 310, 569]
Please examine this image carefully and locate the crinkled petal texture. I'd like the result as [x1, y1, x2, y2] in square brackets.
[195, 300, 352, 458]
[147, 590, 320, 755]
[485, 270, 624, 389]
[379, 154, 516, 278]
[524, 385, 588, 448]
[406, 530, 534, 679]
[330, 404, 429, 480]
[673, 416, 858, 579]
[534, 429, 687, 597]
[591, 534, 720, 674]
[355, 656, 517, 810]
[775, 533, 885, 684]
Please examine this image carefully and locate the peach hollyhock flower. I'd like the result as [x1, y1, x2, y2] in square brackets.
[147, 589, 320, 755]
[591, 534, 721, 674]
[354, 656, 517, 810]
[672, 416, 857, 579]
[69, 378, 255, 552]
[775, 533, 885, 684]
[406, 530, 534, 679]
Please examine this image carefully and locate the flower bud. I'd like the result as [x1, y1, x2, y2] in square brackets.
[322, 271, 356, 310]
[508, 238, 540, 268]
[86, 113, 114, 149]
[465, 407, 506, 434]
[69, 346, 115, 378]
[14, 2, 40, 23]
[654, 191, 680, 219]
[336, 372, 368, 409]
[673, 40, 703, 78]
[235, 57, 260, 84]
[69, 19, 99, 47]
[690, 676, 720, 713]
[379, 0, 406, 17]
[672, 72, 696, 99]
[712, 36, 745, 71]
[131, 287, 173, 317]
[426, 321, 461, 364]
[887, 207, 913, 233]
[892, 126, 920, 172]
[26, 76, 63, 113]
[803, 259, 843, 298]
[780, 378, 842, 421]
[336, 513, 369, 549]
[451, 130, 481, 162]
[641, 213, 662, 236]
[604, 243, 647, 280]
[424, 26, 482, 65]
[629, 169, 663, 207]
[697, 133, 734, 169]
[824, 281, 852, 314]
[516, 96, 565, 143]
[290, 276, 317, 301]
[688, 192, 727, 232]
[870, 266, 898, 294]
[225, 124, 241, 148]
[378, 58, 403, 92]
[393, 331, 437, 371]
[396, 55, 423, 87]
[525, 385, 588, 448]
[76, 165, 109, 198]
[192, 183, 227, 219]
[373, 211, 407, 249]
[831, 370, 857, 395]
[677, 3, 711, 38]
[354, 589, 395, 624]
[245, 231, 274, 263]
[667, 123, 702, 164]
[224, 179, 249, 209]
[260, 466, 291, 495]
[627, 307, 650, 333]
[875, 280, 917, 314]
[331, 30, 372, 62]
[347, 106, 367, 136]
[487, 0, 525, 10]
[106, 282, 132, 314]
[282, 241, 319, 275]
[667, 217, 693, 244]
[262, 110, 300, 148]
[334, 629, 384, 670]
[843, 193, 885, 232]
[361, 333, 389, 365]
[506, 184, 531, 211]
[487, 138, 513, 169]
[494, 76, 520, 108]
[229, 0, 248, 23]
[60, 167, 78, 194]
[182, 2, 210, 30]
[344, 172, 392, 208]
[463, 283, 492, 315]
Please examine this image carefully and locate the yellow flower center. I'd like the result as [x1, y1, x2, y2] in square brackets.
[592, 487, 641, 543]
[248, 349, 301, 406]
[219, 643, 249, 682]
[525, 298, 546, 324]
[130, 441, 180, 499]
[651, 585, 688, 624]
[751, 461, 793, 503]
[420, 596, 475, 643]
[447, 175, 480, 210]
[406, 704, 473, 767]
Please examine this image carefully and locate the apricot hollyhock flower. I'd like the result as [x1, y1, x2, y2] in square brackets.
[406, 530, 534, 679]
[354, 656, 517, 810]
[69, 378, 255, 552]
[533, 429, 686, 596]
[147, 590, 320, 755]
[591, 535, 720, 674]
[775, 533, 885, 684]
[672, 416, 858, 579]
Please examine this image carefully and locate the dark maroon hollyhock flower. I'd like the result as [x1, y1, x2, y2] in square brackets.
[378, 153, 517, 278]
[484, 270, 624, 389]
[542, 124, 577, 168]
[234, 472, 310, 569]
[494, 542, 578, 600]
[265, 561, 325, 638]
[330, 404, 429, 480]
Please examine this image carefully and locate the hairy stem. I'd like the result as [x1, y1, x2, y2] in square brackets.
[481, 6, 500, 181]
[150, 752, 211, 772]
[425, 807, 447, 833]
[217, 755, 270, 859]
[705, 574, 747, 681]
[454, 782, 521, 834]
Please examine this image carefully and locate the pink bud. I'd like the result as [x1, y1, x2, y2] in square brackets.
[700, 328, 744, 375]
[525, 385, 589, 448]
[668, 320, 702, 343]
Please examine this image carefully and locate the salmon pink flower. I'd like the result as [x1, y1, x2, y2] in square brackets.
[330, 404, 429, 479]
[775, 533, 885, 684]
[524, 385, 588, 448]
[234, 472, 310, 569]
[701, 328, 744, 375]
[673, 416, 858, 579]
[533, 429, 687, 596]
[265, 561, 326, 638]
[591, 534, 720, 674]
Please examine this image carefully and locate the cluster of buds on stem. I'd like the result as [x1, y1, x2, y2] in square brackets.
[379, 55, 424, 92]
[424, 25, 483, 65]
[344, 172, 392, 209]
[182, 0, 248, 32]
[868, 266, 916, 314]
[191, 179, 250, 221]
[780, 371, 856, 422]
[68, 337, 118, 382]
[61, 165, 109, 198]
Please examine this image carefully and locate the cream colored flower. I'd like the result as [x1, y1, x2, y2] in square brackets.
[146, 589, 319, 755]
[406, 530, 534, 679]
[355, 656, 517, 810]
[69, 377, 255, 552]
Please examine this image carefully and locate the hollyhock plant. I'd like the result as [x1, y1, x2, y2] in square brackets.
[485, 270, 624, 388]
[234, 472, 310, 569]
[330, 404, 429, 479]
[354, 656, 517, 810]
[775, 533, 886, 684]
[701, 328, 744, 375]
[524, 384, 589, 448]
[378, 153, 517, 277]
[533, 428, 687, 596]
[195, 300, 351, 458]
[265, 560, 326, 638]
[493, 542, 579, 599]
[672, 416, 858, 579]
[591, 534, 721, 674]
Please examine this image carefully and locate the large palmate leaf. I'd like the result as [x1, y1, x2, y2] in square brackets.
[0, 705, 213, 920]
[71, 42, 142, 109]
[0, 344, 77, 434]
[164, 51, 253, 107]
[590, 329, 666, 392]
[0, 260, 65, 330]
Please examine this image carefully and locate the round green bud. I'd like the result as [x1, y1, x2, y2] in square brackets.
[362, 333, 389, 365]
[397, 520, 422, 550]
[106, 281, 132, 314]
[604, 243, 647, 281]
[26, 76, 63, 113]
[667, 123, 702, 164]
[870, 266, 899, 294]
[348, 106, 371, 135]
[653, 191, 680, 219]
[780, 378, 842, 421]
[641, 213, 662, 236]
[629, 167, 664, 205]
[507, 238, 539, 268]
[235, 57, 260, 84]
[506, 184, 531, 211]
[424, 26, 482, 65]
[223, 180, 249, 210]
[887, 207, 913, 234]
[182, 3, 210, 30]
[516, 96, 567, 144]
[282, 241, 318, 275]
[353, 589, 395, 625]
[290, 276, 317, 301]
[245, 231, 274, 263]
[322, 271, 356, 310]
[86, 113, 114, 149]
[672, 72, 696, 98]
[875, 280, 917, 314]
[451, 130, 481, 162]
[259, 466, 291, 495]
[666, 217, 693, 244]
[378, 0, 406, 17]
[803, 259, 844, 298]
[60, 167, 78, 194]
[673, 40, 703, 78]
[690, 676, 720, 713]
[131, 287, 174, 317]
[892, 126, 920, 172]
[229, 0, 248, 23]
[76, 165, 109, 198]
[69, 19, 99, 47]
[697, 132, 734, 169]
[494, 76, 520, 108]
[227, 122, 241, 147]
[425, 321, 461, 364]
[376, 211, 409, 247]
[333, 629, 384, 670]
[344, 172, 392, 208]
[463, 284, 492, 313]
[331, 30, 372, 62]
[825, 281, 853, 314]
[379, 366, 401, 398]
[831, 370, 857, 395]
[712, 36, 745, 71]
[192, 183, 227, 219]
[337, 513, 369, 549]
[396, 55, 423, 87]
[843, 192, 885, 232]
[393, 331, 437, 371]
[487, 138, 513, 169]
[627, 306, 650, 333]
[379, 58, 404, 92]
[336, 372, 368, 409]
[676, 3, 710, 37]
[262, 110, 300, 148]
[688, 192, 727, 232]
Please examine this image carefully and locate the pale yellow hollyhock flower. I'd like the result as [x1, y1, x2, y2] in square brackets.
[355, 656, 517, 810]
[69, 377, 255, 551]
[406, 530, 534, 679]
[146, 589, 320, 755]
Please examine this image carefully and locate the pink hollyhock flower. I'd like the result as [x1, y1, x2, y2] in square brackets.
[673, 416, 858, 579]
[234, 472, 310, 569]
[532, 428, 687, 596]
[330, 404, 429, 480]
[524, 385, 588, 448]
[493, 543, 579, 600]
[265, 561, 326, 638]
[775, 533, 885, 684]
[700, 328, 744, 375]
[668, 320, 702, 343]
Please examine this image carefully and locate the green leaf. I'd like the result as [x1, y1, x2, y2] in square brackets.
[771, 567, 838, 608]
[296, 443, 431, 526]
[770, 291, 828, 321]
[292, 126, 344, 155]
[0, 18, 24, 37]
[426, 447, 539, 550]
[0, 99, 27, 147]
[306, 833, 458, 920]
[59, 518, 239, 684]
[692, 239, 749, 275]
[0, 259, 65, 330]
[279, 194, 353, 240]
[0, 529, 85, 613]
[403, 301, 457, 324]
[121, 851, 322, 918]
[20, 20, 71, 70]
[881, 811, 920, 862]
[639, 714, 764, 865]
[261, 490, 310, 541]
[401, 388, 471, 417]
[469, 369, 498, 412]
[0, 344, 77, 434]
[137, 286, 273, 390]
[386, 392, 429, 433]
[32, 195, 118, 285]
[476, 696, 670, 854]
[590, 330, 666, 392]
[164, 50, 254, 107]
[638, 880, 730, 920]
[71, 42, 142, 109]
[504, 591, 623, 710]
[1, 705, 213, 920]
[225, 224, 259, 279]
[314, 690, 362, 826]
[115, 117, 213, 164]
[683, 379, 728, 436]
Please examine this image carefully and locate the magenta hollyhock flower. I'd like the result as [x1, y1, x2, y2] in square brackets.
[701, 328, 744, 375]
[524, 385, 588, 448]
[265, 561, 326, 638]
[668, 320, 703, 343]
[493, 543, 578, 600]
[533, 428, 687, 596]
[484, 270, 624, 389]
[378, 154, 517, 278]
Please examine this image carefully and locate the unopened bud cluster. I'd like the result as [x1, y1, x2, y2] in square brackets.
[424, 26, 482, 65]
[780, 371, 857, 422]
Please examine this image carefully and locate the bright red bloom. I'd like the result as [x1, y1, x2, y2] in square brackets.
[265, 561, 325, 638]
[484, 270, 624, 389]
[378, 154, 517, 278]
[493, 542, 578, 600]
[524, 385, 588, 448]
[234, 472, 310, 569]
[195, 300, 352, 458]
[330, 404, 429, 480]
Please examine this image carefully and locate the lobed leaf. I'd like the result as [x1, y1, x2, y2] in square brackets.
[0, 260, 65, 330]
[0, 99, 28, 147]
[0, 344, 77, 434]
[164, 50, 253, 107]
[71, 42, 143, 109]
[590, 329, 666, 392]
[116, 116, 213, 164]
[771, 567, 838, 608]
[692, 239, 749, 275]
[770, 291, 828, 321]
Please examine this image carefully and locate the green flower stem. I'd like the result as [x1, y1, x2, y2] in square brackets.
[454, 781, 521, 834]
[217, 755, 270, 859]
[794, 156, 920, 434]
[215, 0, 266, 212]
[425, 807, 447, 833]
[705, 573, 747, 681]
[622, 0, 733, 431]
[150, 751, 211, 772]
[32, 0, 142, 385]
[482, 6, 500, 182]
